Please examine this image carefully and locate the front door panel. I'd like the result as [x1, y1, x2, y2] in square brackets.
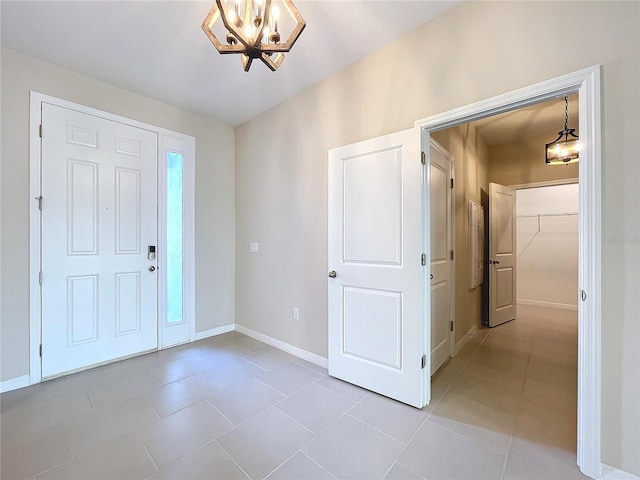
[41, 104, 158, 378]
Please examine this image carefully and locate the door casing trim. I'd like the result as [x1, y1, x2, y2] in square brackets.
[416, 65, 601, 478]
[29, 91, 196, 383]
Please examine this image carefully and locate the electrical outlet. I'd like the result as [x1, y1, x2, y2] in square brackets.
[293, 307, 300, 320]
[249, 242, 259, 253]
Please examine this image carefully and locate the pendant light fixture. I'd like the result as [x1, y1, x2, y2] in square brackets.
[545, 96, 579, 165]
[201, 0, 306, 72]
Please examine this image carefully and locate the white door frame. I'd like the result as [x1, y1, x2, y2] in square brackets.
[29, 91, 196, 383]
[416, 65, 601, 478]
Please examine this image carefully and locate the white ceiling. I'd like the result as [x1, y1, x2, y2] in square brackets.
[1, 0, 462, 126]
[1, 1, 579, 144]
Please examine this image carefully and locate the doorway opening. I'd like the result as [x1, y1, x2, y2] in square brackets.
[416, 65, 601, 477]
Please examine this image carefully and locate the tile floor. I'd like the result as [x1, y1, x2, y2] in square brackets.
[0, 305, 587, 479]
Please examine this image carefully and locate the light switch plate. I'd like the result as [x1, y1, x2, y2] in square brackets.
[249, 242, 259, 253]
[293, 307, 300, 320]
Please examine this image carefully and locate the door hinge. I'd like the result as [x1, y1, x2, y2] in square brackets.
[421, 151, 426, 165]
[38, 271, 43, 285]
[39, 344, 42, 357]
[451, 178, 454, 189]
[421, 253, 426, 266]
[421, 354, 426, 369]
[39, 124, 43, 138]
[450, 321, 454, 332]
[450, 250, 454, 260]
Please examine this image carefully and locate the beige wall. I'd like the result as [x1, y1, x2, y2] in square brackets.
[432, 125, 489, 343]
[489, 133, 579, 185]
[0, 47, 236, 382]
[235, 1, 639, 474]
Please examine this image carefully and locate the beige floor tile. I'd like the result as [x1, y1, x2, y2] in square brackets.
[521, 377, 576, 415]
[460, 361, 527, 391]
[1, 425, 72, 480]
[1, 389, 94, 440]
[86, 370, 161, 410]
[397, 421, 505, 480]
[472, 345, 530, 370]
[207, 377, 285, 424]
[431, 355, 468, 390]
[292, 358, 329, 375]
[245, 347, 297, 371]
[316, 376, 369, 402]
[257, 362, 323, 396]
[193, 341, 252, 364]
[139, 400, 234, 469]
[531, 336, 578, 357]
[101, 352, 162, 378]
[145, 372, 222, 417]
[303, 415, 404, 480]
[275, 383, 355, 434]
[218, 408, 314, 480]
[526, 360, 577, 391]
[155, 343, 197, 363]
[514, 400, 577, 452]
[430, 393, 516, 454]
[30, 368, 106, 403]
[36, 433, 156, 480]
[152, 440, 249, 480]
[384, 463, 423, 480]
[447, 372, 523, 415]
[66, 395, 160, 456]
[529, 348, 578, 370]
[233, 336, 270, 353]
[266, 452, 336, 480]
[505, 437, 587, 479]
[1, 385, 35, 414]
[348, 392, 429, 443]
[148, 354, 210, 385]
[201, 357, 266, 390]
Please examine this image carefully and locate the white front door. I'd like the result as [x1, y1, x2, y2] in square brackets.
[429, 141, 453, 374]
[328, 128, 428, 408]
[489, 182, 516, 327]
[41, 103, 158, 378]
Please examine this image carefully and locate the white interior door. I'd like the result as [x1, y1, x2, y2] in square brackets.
[328, 127, 428, 408]
[41, 103, 158, 378]
[489, 182, 516, 327]
[429, 142, 453, 374]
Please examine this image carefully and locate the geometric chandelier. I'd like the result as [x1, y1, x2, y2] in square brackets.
[545, 96, 580, 165]
[201, 0, 306, 72]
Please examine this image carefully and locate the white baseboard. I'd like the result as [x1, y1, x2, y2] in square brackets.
[517, 298, 578, 311]
[193, 323, 235, 341]
[599, 464, 640, 480]
[0, 374, 30, 393]
[234, 325, 328, 369]
[453, 324, 478, 356]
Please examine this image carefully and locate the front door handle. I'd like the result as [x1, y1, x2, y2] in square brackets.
[489, 260, 500, 265]
[328, 270, 337, 278]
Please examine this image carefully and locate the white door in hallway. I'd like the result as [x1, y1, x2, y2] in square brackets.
[489, 182, 516, 327]
[40, 103, 158, 378]
[429, 142, 453, 374]
[328, 128, 428, 408]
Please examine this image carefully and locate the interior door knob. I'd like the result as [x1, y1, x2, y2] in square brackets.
[490, 260, 500, 265]
[328, 270, 337, 278]
[148, 266, 156, 272]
